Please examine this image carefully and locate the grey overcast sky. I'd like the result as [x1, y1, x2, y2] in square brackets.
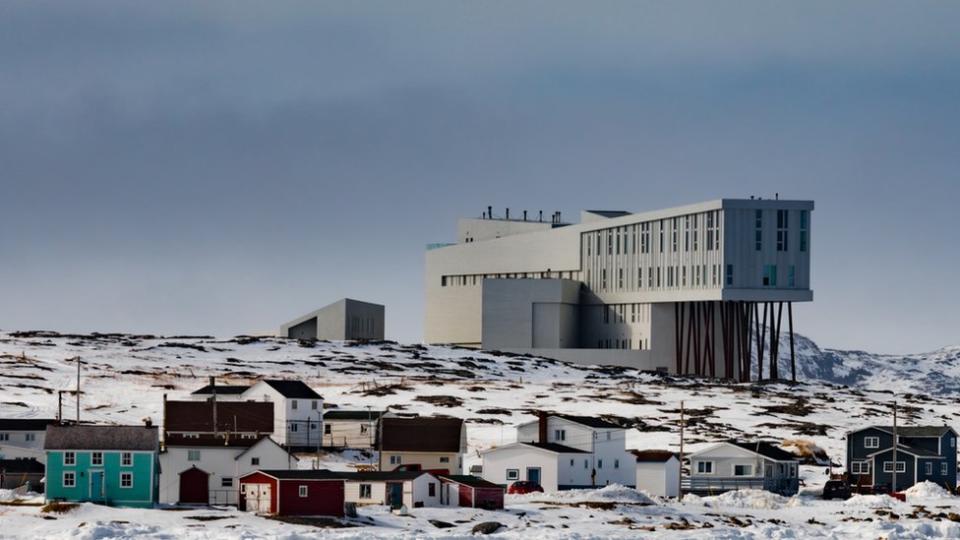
[1, 1, 958, 354]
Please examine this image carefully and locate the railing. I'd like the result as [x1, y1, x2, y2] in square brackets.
[682, 477, 799, 496]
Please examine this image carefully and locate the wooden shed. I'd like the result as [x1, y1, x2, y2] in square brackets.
[439, 475, 505, 510]
[239, 470, 345, 517]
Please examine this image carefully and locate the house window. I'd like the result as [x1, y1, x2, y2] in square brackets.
[299, 485, 308, 497]
[0, 433, 7, 441]
[25, 433, 35, 442]
[851, 461, 871, 474]
[763, 265, 777, 287]
[864, 436, 880, 449]
[733, 464, 753, 476]
[122, 452, 132, 466]
[290, 423, 299, 432]
[614, 459, 620, 469]
[925, 463, 933, 475]
[324, 424, 332, 434]
[776, 210, 789, 251]
[221, 477, 233, 487]
[120, 472, 133, 488]
[883, 461, 906, 473]
[187, 450, 201, 461]
[725, 265, 733, 286]
[942, 463, 949, 476]
[291, 400, 298, 410]
[359, 484, 372, 498]
[64, 452, 76, 465]
[390, 455, 402, 465]
[251, 457, 260, 466]
[63, 471, 76, 487]
[554, 430, 566, 441]
[570, 459, 574, 466]
[92, 452, 103, 466]
[754, 209, 763, 251]
[696, 461, 714, 474]
[506, 469, 519, 481]
[311, 400, 318, 410]
[597, 459, 603, 469]
[799, 210, 808, 252]
[952, 437, 956, 448]
[584, 459, 588, 469]
[440, 457, 450, 463]
[428, 483, 436, 497]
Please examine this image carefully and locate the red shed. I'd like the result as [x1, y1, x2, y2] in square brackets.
[239, 470, 346, 517]
[439, 475, 505, 510]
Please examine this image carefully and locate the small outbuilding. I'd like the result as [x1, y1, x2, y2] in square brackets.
[439, 475, 505, 509]
[0, 458, 44, 490]
[280, 299, 384, 341]
[632, 450, 680, 498]
[342, 470, 441, 509]
[239, 470, 345, 517]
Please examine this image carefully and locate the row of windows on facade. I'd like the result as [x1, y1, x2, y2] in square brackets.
[440, 271, 578, 287]
[584, 211, 722, 257]
[503, 457, 621, 482]
[861, 435, 956, 449]
[388, 454, 453, 465]
[589, 263, 797, 290]
[0, 432, 36, 442]
[288, 399, 320, 411]
[62, 451, 135, 467]
[754, 209, 809, 253]
[602, 303, 650, 325]
[62, 470, 133, 488]
[695, 460, 798, 477]
[349, 317, 377, 335]
[596, 337, 648, 350]
[850, 460, 949, 475]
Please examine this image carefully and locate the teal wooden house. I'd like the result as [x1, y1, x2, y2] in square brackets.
[44, 424, 159, 507]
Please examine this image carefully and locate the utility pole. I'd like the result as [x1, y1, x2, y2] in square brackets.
[679, 400, 685, 500]
[377, 406, 387, 471]
[892, 400, 898, 494]
[57, 391, 64, 424]
[75, 357, 81, 423]
[316, 410, 321, 469]
[210, 376, 218, 437]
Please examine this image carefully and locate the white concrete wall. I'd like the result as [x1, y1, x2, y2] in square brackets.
[242, 382, 323, 447]
[636, 458, 680, 497]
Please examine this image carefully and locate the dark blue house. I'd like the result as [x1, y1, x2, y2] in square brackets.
[846, 425, 957, 492]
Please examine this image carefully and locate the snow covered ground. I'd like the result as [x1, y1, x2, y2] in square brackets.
[2, 330, 960, 538]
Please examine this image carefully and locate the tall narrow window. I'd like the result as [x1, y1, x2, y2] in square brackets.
[607, 231, 613, 255]
[672, 218, 678, 252]
[725, 264, 733, 286]
[618, 268, 624, 289]
[601, 269, 607, 290]
[637, 267, 642, 289]
[692, 214, 698, 251]
[659, 220, 665, 252]
[777, 209, 789, 251]
[800, 210, 808, 252]
[763, 265, 778, 287]
[754, 209, 763, 251]
[684, 215, 690, 252]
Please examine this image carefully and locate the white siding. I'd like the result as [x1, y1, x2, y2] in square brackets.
[635, 458, 680, 497]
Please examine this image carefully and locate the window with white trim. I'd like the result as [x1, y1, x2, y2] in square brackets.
[64, 452, 75, 465]
[389, 455, 401, 465]
[696, 461, 714, 474]
[221, 477, 233, 487]
[851, 461, 871, 474]
[439, 456, 450, 463]
[25, 433, 35, 442]
[121, 452, 132, 466]
[882, 461, 905, 473]
[864, 436, 880, 449]
[359, 483, 372, 498]
[942, 463, 949, 476]
[925, 462, 933, 475]
[0, 433, 8, 441]
[188, 450, 201, 461]
[63, 471, 76, 487]
[120, 472, 133, 488]
[506, 469, 519, 481]
[91, 452, 103, 465]
[251, 457, 260, 466]
[554, 429, 566, 441]
[299, 485, 308, 497]
[733, 464, 754, 476]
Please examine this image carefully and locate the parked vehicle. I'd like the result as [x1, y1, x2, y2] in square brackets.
[821, 480, 851, 500]
[507, 481, 543, 495]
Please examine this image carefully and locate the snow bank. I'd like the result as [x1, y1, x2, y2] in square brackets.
[844, 494, 896, 509]
[701, 489, 802, 510]
[509, 484, 654, 505]
[905, 481, 953, 499]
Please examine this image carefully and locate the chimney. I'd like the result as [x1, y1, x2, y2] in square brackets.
[539, 210, 543, 222]
[775, 192, 779, 200]
[487, 205, 492, 220]
[144, 417, 152, 427]
[505, 208, 510, 220]
[538, 411, 548, 444]
[523, 210, 527, 221]
[210, 376, 218, 436]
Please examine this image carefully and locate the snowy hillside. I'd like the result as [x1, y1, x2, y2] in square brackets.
[2, 329, 960, 538]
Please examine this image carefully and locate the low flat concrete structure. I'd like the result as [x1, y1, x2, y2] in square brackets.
[280, 298, 384, 341]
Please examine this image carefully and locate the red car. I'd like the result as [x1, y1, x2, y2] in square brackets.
[507, 481, 544, 495]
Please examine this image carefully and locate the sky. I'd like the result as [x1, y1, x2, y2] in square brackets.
[1, 1, 959, 354]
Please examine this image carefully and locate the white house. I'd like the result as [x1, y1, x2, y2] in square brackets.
[342, 471, 442, 509]
[159, 436, 298, 505]
[686, 441, 800, 496]
[189, 384, 248, 402]
[0, 418, 56, 464]
[482, 413, 635, 490]
[322, 410, 385, 448]
[632, 450, 680, 498]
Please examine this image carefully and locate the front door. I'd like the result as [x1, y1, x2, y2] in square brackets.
[526, 467, 541, 485]
[387, 482, 404, 509]
[89, 470, 105, 502]
[243, 483, 272, 513]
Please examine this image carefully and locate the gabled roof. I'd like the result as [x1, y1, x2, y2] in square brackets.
[520, 442, 589, 454]
[45, 425, 158, 451]
[632, 450, 678, 463]
[691, 441, 798, 462]
[244, 469, 346, 481]
[847, 425, 956, 438]
[190, 384, 249, 396]
[519, 414, 623, 430]
[258, 380, 323, 399]
[323, 410, 385, 421]
[866, 444, 944, 459]
[234, 437, 296, 461]
[439, 475, 504, 489]
[381, 417, 463, 453]
[0, 418, 58, 431]
[164, 400, 273, 433]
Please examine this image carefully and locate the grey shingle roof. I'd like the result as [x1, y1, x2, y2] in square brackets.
[439, 475, 504, 489]
[190, 384, 249, 395]
[728, 441, 798, 461]
[45, 425, 159, 451]
[381, 417, 463, 453]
